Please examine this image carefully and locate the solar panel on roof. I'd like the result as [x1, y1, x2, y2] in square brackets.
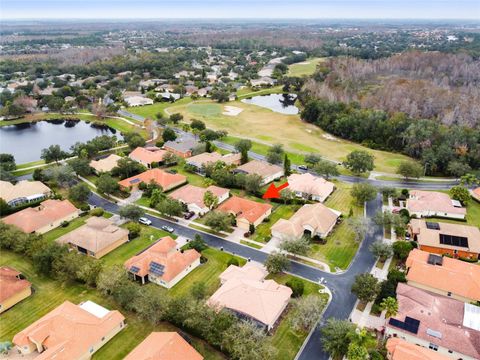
[427, 254, 443, 266]
[388, 317, 420, 334]
[130, 266, 140, 274]
[149, 261, 165, 276]
[426, 222, 440, 230]
[130, 178, 141, 184]
[439, 234, 469, 248]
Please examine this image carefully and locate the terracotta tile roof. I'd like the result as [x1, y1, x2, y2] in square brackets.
[129, 147, 168, 165]
[286, 173, 334, 201]
[169, 185, 229, 210]
[89, 154, 122, 173]
[124, 237, 201, 281]
[386, 338, 451, 360]
[234, 160, 283, 180]
[13, 300, 125, 360]
[217, 196, 272, 224]
[409, 219, 480, 253]
[186, 152, 241, 168]
[0, 180, 51, 204]
[472, 187, 480, 201]
[124, 332, 204, 360]
[220, 262, 268, 283]
[56, 217, 129, 256]
[2, 199, 79, 233]
[207, 272, 292, 327]
[0, 266, 31, 303]
[406, 190, 466, 215]
[118, 169, 186, 191]
[271, 203, 340, 238]
[387, 283, 480, 359]
[406, 249, 480, 301]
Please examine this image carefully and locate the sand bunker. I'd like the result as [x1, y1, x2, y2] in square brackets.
[322, 134, 338, 141]
[223, 106, 243, 116]
[297, 61, 311, 65]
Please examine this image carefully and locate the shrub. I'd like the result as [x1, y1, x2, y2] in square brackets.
[61, 221, 69, 227]
[459, 256, 479, 263]
[80, 204, 91, 212]
[286, 278, 305, 297]
[89, 207, 104, 217]
[227, 257, 239, 267]
[126, 222, 141, 239]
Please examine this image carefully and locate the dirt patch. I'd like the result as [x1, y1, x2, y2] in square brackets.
[322, 133, 338, 141]
[222, 105, 243, 116]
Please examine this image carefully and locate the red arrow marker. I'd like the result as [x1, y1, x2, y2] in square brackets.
[262, 182, 289, 199]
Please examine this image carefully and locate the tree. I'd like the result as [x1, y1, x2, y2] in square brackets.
[186, 234, 207, 252]
[191, 282, 207, 300]
[347, 343, 369, 360]
[234, 139, 252, 164]
[43, 165, 76, 188]
[68, 182, 91, 203]
[203, 211, 231, 233]
[460, 173, 479, 187]
[41, 145, 69, 164]
[169, 113, 183, 124]
[119, 204, 145, 221]
[447, 161, 471, 178]
[351, 273, 380, 303]
[449, 185, 470, 204]
[162, 127, 177, 142]
[125, 222, 142, 239]
[346, 217, 371, 242]
[68, 157, 92, 177]
[191, 119, 206, 131]
[124, 132, 146, 149]
[0, 153, 16, 171]
[290, 295, 326, 331]
[244, 174, 263, 194]
[266, 143, 284, 165]
[351, 183, 377, 205]
[283, 154, 291, 176]
[343, 151, 374, 174]
[96, 174, 119, 195]
[321, 319, 356, 358]
[286, 278, 305, 297]
[0, 198, 10, 215]
[313, 160, 339, 179]
[369, 241, 393, 261]
[304, 153, 321, 167]
[280, 237, 310, 256]
[392, 241, 414, 260]
[396, 161, 423, 179]
[203, 190, 218, 210]
[224, 320, 277, 360]
[162, 152, 179, 166]
[265, 252, 290, 274]
[380, 297, 398, 318]
[112, 157, 145, 179]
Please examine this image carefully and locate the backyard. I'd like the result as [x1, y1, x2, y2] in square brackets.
[253, 204, 301, 243]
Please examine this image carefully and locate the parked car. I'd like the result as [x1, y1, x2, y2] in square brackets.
[184, 211, 195, 220]
[162, 225, 175, 233]
[138, 217, 152, 226]
[298, 165, 308, 171]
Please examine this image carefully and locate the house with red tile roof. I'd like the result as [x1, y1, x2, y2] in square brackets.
[408, 219, 480, 260]
[271, 203, 340, 240]
[471, 187, 480, 202]
[385, 283, 480, 360]
[0, 266, 31, 314]
[217, 196, 272, 230]
[286, 173, 335, 202]
[13, 300, 125, 360]
[405, 249, 480, 303]
[118, 168, 187, 191]
[207, 262, 292, 330]
[124, 236, 201, 289]
[169, 184, 229, 215]
[386, 338, 451, 360]
[129, 147, 168, 168]
[406, 190, 466, 220]
[124, 332, 204, 360]
[1, 199, 80, 234]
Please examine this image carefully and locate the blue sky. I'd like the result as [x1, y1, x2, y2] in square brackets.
[1, 0, 479, 19]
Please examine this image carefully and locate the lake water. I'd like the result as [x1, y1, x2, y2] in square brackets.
[241, 93, 299, 115]
[0, 120, 119, 163]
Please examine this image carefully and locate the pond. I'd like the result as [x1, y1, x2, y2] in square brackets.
[0, 119, 119, 164]
[241, 93, 299, 115]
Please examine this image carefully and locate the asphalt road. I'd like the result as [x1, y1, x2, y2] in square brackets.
[89, 192, 383, 360]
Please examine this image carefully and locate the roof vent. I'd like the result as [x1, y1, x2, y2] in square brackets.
[427, 328, 442, 339]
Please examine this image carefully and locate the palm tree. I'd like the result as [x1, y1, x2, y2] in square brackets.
[380, 297, 398, 318]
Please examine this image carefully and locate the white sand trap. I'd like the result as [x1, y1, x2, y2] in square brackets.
[322, 134, 338, 141]
[223, 106, 243, 116]
[297, 61, 311, 65]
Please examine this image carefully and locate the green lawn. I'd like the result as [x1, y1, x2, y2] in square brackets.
[253, 204, 301, 243]
[236, 86, 284, 99]
[308, 181, 363, 270]
[127, 97, 193, 119]
[41, 215, 89, 242]
[267, 273, 328, 360]
[101, 224, 173, 267]
[287, 58, 325, 77]
[15, 159, 45, 170]
[0, 251, 225, 360]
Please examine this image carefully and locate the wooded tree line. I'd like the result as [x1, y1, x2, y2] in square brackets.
[300, 98, 479, 176]
[304, 51, 480, 128]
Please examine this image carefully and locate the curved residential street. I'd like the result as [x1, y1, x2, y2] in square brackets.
[89, 192, 383, 360]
